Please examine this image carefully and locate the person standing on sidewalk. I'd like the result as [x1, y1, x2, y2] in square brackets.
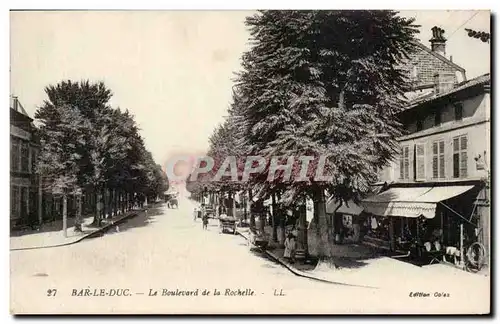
[284, 233, 297, 264]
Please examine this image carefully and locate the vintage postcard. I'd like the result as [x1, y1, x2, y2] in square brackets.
[9, 9, 491, 315]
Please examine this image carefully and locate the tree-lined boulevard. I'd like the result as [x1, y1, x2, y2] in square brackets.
[10, 194, 489, 314]
[10, 10, 490, 315]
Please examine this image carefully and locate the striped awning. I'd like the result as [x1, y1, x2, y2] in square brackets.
[360, 185, 475, 219]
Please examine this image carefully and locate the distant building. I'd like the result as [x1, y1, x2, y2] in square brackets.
[10, 96, 40, 228]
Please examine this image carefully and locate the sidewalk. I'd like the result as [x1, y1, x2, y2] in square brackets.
[236, 227, 489, 290]
[10, 209, 141, 251]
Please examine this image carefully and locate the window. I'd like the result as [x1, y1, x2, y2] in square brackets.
[31, 148, 38, 174]
[453, 135, 468, 178]
[415, 143, 426, 180]
[21, 142, 29, 173]
[10, 186, 20, 219]
[416, 119, 423, 131]
[399, 146, 410, 180]
[432, 140, 445, 179]
[11, 139, 19, 172]
[434, 111, 442, 126]
[454, 103, 463, 121]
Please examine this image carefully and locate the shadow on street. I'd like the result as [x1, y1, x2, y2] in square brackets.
[89, 204, 165, 238]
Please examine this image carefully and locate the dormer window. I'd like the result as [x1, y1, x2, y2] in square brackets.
[416, 119, 423, 131]
[434, 111, 442, 126]
[411, 66, 418, 80]
[454, 102, 463, 120]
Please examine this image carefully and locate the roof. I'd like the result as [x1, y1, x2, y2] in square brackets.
[10, 96, 30, 117]
[405, 73, 490, 110]
[413, 41, 466, 73]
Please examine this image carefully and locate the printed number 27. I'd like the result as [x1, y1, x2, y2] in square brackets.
[47, 289, 57, 297]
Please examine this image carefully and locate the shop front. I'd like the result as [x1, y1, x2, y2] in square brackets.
[360, 184, 485, 267]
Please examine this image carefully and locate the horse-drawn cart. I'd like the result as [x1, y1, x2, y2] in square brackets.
[219, 215, 237, 235]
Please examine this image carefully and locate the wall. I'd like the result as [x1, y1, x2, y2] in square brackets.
[402, 44, 464, 89]
[378, 92, 490, 183]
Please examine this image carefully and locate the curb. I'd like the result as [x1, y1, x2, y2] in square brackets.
[236, 229, 378, 290]
[10, 210, 142, 252]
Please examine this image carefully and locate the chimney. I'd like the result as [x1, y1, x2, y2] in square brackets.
[11, 96, 18, 111]
[430, 26, 447, 56]
[433, 72, 456, 94]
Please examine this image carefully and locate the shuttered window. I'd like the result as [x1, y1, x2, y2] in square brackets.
[11, 139, 19, 172]
[432, 140, 445, 179]
[453, 135, 468, 178]
[21, 142, 29, 173]
[400, 146, 410, 180]
[415, 143, 425, 180]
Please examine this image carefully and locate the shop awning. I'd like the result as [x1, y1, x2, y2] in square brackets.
[360, 185, 475, 219]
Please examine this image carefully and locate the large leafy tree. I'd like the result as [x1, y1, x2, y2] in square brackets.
[234, 10, 419, 259]
[35, 80, 168, 230]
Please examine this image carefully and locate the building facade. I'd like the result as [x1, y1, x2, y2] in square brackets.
[327, 27, 492, 269]
[359, 33, 491, 265]
[367, 73, 491, 256]
[10, 96, 41, 228]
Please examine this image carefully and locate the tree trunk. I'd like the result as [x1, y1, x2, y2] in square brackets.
[243, 192, 247, 221]
[114, 190, 118, 215]
[249, 188, 255, 229]
[121, 191, 125, 214]
[277, 191, 285, 246]
[62, 194, 68, 238]
[271, 193, 278, 242]
[314, 186, 333, 260]
[74, 194, 83, 232]
[38, 176, 43, 227]
[92, 189, 100, 226]
[103, 187, 108, 219]
[227, 192, 232, 217]
[313, 198, 319, 230]
[232, 193, 237, 219]
[298, 198, 308, 256]
[109, 188, 114, 218]
[259, 199, 265, 233]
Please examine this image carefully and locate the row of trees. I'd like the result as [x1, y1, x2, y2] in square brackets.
[187, 10, 420, 260]
[35, 80, 169, 235]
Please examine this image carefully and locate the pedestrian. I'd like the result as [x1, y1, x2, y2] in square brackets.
[203, 213, 209, 230]
[201, 204, 208, 230]
[284, 232, 297, 264]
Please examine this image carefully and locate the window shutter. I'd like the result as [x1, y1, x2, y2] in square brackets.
[453, 138, 459, 152]
[460, 136, 468, 177]
[399, 149, 404, 179]
[460, 152, 468, 177]
[439, 141, 445, 178]
[460, 136, 468, 150]
[404, 146, 410, 179]
[416, 144, 425, 180]
[432, 142, 438, 179]
[439, 154, 445, 178]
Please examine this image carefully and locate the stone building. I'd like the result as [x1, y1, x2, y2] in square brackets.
[357, 27, 491, 266]
[10, 96, 40, 228]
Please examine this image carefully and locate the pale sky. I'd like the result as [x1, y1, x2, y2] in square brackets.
[10, 10, 490, 167]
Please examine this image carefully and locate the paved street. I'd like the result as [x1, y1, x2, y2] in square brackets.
[10, 195, 488, 314]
